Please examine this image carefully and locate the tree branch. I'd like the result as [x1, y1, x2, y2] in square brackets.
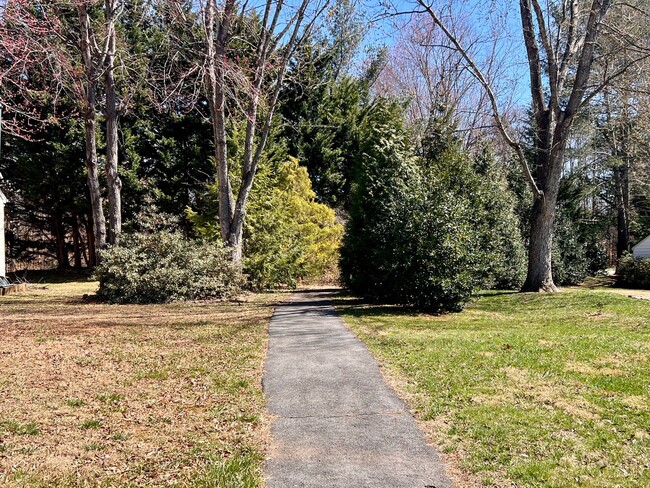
[416, 0, 542, 198]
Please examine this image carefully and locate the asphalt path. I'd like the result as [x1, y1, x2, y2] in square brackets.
[263, 290, 453, 488]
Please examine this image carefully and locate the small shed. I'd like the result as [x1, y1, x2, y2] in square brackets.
[0, 187, 6, 277]
[633, 235, 650, 259]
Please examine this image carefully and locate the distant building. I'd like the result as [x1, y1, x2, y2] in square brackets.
[633, 235, 650, 259]
[0, 187, 6, 277]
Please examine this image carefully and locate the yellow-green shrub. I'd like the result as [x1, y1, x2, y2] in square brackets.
[189, 157, 343, 289]
[244, 157, 342, 288]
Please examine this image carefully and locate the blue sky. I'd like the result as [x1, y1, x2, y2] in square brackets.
[355, 0, 533, 107]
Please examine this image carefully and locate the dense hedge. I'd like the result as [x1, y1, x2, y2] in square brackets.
[341, 104, 525, 312]
[617, 253, 650, 289]
[95, 230, 244, 303]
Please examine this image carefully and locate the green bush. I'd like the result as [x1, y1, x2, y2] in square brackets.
[243, 157, 343, 289]
[617, 253, 650, 289]
[341, 104, 527, 311]
[551, 208, 590, 286]
[470, 147, 527, 291]
[188, 157, 343, 290]
[95, 230, 244, 304]
[342, 104, 482, 311]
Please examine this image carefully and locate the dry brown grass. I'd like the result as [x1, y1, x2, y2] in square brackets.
[0, 281, 281, 486]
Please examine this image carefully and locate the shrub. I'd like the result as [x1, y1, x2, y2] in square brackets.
[341, 104, 485, 312]
[95, 230, 244, 304]
[551, 209, 590, 286]
[470, 147, 527, 290]
[617, 253, 650, 289]
[243, 157, 343, 289]
[341, 104, 527, 311]
[188, 157, 343, 290]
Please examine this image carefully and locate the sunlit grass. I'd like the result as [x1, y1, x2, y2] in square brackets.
[336, 290, 650, 487]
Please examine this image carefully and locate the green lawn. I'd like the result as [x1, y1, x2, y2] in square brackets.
[0, 280, 280, 487]
[335, 290, 650, 487]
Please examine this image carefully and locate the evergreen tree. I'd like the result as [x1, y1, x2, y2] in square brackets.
[342, 103, 527, 311]
[1, 117, 91, 270]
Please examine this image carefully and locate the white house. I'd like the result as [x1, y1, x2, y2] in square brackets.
[0, 187, 6, 277]
[633, 235, 650, 259]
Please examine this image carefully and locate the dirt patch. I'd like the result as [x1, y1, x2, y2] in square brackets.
[584, 312, 616, 319]
[565, 361, 622, 377]
[620, 396, 648, 411]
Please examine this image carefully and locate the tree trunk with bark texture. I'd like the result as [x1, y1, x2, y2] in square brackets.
[85, 217, 96, 268]
[205, 0, 237, 259]
[524, 193, 559, 292]
[104, 0, 122, 246]
[83, 98, 107, 259]
[78, 5, 107, 263]
[522, 124, 565, 292]
[72, 215, 83, 269]
[518, 0, 611, 292]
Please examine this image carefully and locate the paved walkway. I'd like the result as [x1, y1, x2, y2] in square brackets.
[264, 290, 453, 488]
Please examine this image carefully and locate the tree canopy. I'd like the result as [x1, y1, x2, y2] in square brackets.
[1, 0, 649, 302]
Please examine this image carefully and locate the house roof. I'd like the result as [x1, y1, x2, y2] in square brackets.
[633, 234, 650, 251]
[0, 189, 6, 204]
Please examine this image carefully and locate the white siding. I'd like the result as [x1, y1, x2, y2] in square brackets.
[633, 235, 650, 259]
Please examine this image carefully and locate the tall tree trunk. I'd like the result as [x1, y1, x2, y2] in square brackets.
[523, 194, 559, 292]
[78, 5, 107, 262]
[86, 216, 96, 268]
[83, 97, 107, 259]
[72, 214, 83, 270]
[522, 133, 564, 292]
[205, 0, 238, 261]
[104, 0, 122, 246]
[52, 211, 70, 270]
[212, 0, 235, 241]
[614, 162, 630, 259]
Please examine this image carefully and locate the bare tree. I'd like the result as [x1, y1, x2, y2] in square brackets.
[1, 0, 126, 263]
[410, 0, 649, 291]
[374, 13, 506, 147]
[77, 0, 124, 256]
[77, 2, 108, 263]
[589, 2, 650, 260]
[0, 0, 64, 138]
[160, 0, 329, 263]
[103, 0, 122, 246]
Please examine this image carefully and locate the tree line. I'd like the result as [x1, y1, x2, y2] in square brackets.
[0, 0, 649, 308]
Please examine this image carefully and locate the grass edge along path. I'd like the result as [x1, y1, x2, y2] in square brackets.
[335, 289, 650, 488]
[0, 280, 282, 487]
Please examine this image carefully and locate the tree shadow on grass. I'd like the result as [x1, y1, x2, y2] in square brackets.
[330, 289, 525, 322]
[329, 291, 432, 320]
[10, 268, 93, 284]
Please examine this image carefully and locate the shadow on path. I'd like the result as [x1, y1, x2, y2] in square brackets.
[263, 290, 453, 488]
